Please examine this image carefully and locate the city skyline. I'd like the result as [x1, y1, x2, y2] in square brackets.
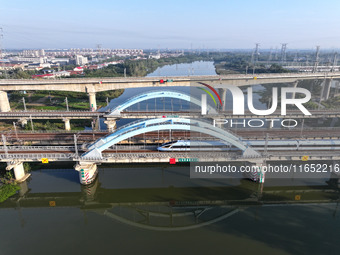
[1, 0, 340, 49]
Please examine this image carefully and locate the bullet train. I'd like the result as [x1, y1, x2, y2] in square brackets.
[157, 139, 340, 152]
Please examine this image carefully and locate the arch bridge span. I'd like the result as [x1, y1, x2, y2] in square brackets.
[82, 118, 259, 159]
[109, 90, 216, 116]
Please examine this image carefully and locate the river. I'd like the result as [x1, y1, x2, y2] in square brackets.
[1, 61, 339, 255]
[103, 61, 268, 129]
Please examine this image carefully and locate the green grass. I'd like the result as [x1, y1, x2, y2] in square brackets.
[0, 184, 20, 203]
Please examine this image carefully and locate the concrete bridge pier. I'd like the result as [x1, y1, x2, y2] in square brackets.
[289, 80, 299, 99]
[320, 79, 333, 101]
[0, 91, 11, 112]
[330, 117, 339, 127]
[218, 88, 227, 111]
[74, 162, 98, 185]
[88, 92, 97, 111]
[63, 118, 71, 131]
[245, 161, 266, 183]
[256, 162, 266, 183]
[104, 119, 117, 131]
[6, 161, 31, 183]
[18, 118, 28, 127]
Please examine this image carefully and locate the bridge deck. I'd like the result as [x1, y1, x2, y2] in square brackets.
[0, 109, 339, 119]
[1, 72, 340, 92]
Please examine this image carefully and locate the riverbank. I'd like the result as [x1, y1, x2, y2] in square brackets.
[0, 168, 21, 203]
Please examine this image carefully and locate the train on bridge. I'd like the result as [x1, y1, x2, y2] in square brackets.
[157, 139, 340, 152]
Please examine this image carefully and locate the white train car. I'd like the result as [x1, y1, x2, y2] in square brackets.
[157, 139, 340, 151]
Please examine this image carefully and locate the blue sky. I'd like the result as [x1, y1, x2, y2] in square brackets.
[1, 0, 340, 49]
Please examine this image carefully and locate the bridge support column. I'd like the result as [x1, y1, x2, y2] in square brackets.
[245, 161, 266, 183]
[18, 118, 28, 127]
[104, 119, 117, 131]
[257, 163, 266, 183]
[330, 117, 339, 127]
[218, 88, 227, 111]
[0, 91, 11, 112]
[88, 92, 97, 111]
[74, 162, 98, 185]
[289, 81, 299, 99]
[320, 79, 332, 101]
[6, 161, 30, 183]
[63, 118, 71, 131]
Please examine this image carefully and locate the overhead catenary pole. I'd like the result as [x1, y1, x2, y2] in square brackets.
[29, 115, 34, 131]
[264, 133, 268, 157]
[13, 122, 18, 141]
[252, 43, 260, 75]
[281, 43, 287, 64]
[65, 97, 69, 111]
[1, 134, 8, 158]
[74, 134, 78, 158]
[268, 47, 273, 63]
[300, 119, 305, 137]
[331, 52, 338, 72]
[22, 97, 27, 111]
[97, 115, 101, 130]
[312, 46, 320, 73]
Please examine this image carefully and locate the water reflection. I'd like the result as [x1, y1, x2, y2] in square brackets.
[0, 166, 340, 255]
[2, 166, 339, 214]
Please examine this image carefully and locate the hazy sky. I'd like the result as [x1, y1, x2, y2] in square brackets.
[1, 0, 340, 49]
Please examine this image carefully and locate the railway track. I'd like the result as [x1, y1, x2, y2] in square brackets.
[2, 129, 340, 143]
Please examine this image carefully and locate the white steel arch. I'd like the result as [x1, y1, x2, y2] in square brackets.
[82, 118, 259, 159]
[109, 90, 216, 115]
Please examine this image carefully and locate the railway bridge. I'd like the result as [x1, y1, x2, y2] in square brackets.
[1, 72, 340, 112]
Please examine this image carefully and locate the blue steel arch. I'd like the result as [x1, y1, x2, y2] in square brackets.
[109, 90, 216, 115]
[82, 118, 259, 159]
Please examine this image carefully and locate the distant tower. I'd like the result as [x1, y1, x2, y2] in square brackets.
[96, 44, 102, 56]
[0, 27, 7, 79]
[0, 27, 3, 61]
[293, 52, 298, 65]
[251, 43, 260, 64]
[268, 47, 273, 62]
[274, 46, 279, 60]
[280, 43, 287, 63]
[254, 43, 260, 62]
[312, 46, 320, 73]
[331, 52, 338, 72]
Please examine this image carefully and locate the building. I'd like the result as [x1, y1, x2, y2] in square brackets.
[21, 49, 45, 57]
[10, 56, 48, 64]
[0, 63, 25, 70]
[76, 55, 88, 66]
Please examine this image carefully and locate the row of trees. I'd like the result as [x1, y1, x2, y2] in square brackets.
[85, 54, 212, 77]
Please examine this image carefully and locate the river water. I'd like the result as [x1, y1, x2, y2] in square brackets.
[103, 61, 268, 128]
[1, 62, 339, 255]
